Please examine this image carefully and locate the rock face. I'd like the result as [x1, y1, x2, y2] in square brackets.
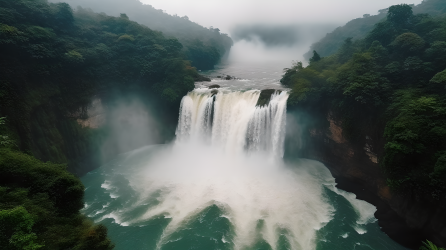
[256, 89, 282, 106]
[76, 98, 106, 129]
[289, 112, 446, 249]
[214, 75, 236, 80]
[208, 84, 220, 89]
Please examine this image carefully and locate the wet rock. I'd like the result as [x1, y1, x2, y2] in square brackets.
[256, 89, 282, 106]
[213, 75, 237, 80]
[194, 74, 211, 82]
[208, 84, 220, 89]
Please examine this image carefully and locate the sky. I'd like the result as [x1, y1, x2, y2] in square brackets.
[140, 0, 424, 34]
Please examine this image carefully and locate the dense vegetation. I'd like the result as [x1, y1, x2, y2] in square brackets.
[0, 0, 221, 247]
[304, 0, 446, 60]
[1, 114, 113, 249]
[282, 3, 446, 199]
[0, 0, 206, 174]
[50, 0, 233, 70]
[0, 146, 114, 250]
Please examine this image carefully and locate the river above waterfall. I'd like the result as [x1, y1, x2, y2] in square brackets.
[195, 61, 291, 91]
[81, 62, 408, 250]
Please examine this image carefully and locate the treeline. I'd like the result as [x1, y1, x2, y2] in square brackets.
[0, 0, 212, 247]
[0, 0, 204, 173]
[304, 0, 446, 60]
[51, 0, 233, 70]
[282, 4, 446, 199]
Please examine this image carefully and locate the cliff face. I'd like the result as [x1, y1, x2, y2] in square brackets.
[286, 112, 446, 249]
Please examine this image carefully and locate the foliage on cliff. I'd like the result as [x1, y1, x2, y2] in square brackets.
[0, 119, 113, 250]
[304, 0, 446, 60]
[282, 4, 446, 199]
[49, 0, 233, 70]
[0, 148, 114, 250]
[0, 0, 201, 174]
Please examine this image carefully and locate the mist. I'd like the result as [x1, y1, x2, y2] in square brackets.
[100, 99, 162, 158]
[51, 0, 423, 64]
[227, 23, 337, 63]
[139, 0, 421, 63]
[82, 89, 378, 249]
[141, 0, 423, 34]
[231, 25, 302, 47]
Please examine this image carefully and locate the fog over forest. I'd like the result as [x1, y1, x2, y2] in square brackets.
[142, 0, 423, 61]
[52, 0, 424, 62]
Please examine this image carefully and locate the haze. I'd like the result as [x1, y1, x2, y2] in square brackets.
[53, 0, 424, 63]
[141, 0, 423, 33]
[141, 0, 423, 63]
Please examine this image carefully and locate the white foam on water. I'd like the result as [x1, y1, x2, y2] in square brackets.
[120, 144, 334, 250]
[222, 235, 229, 243]
[95, 89, 379, 250]
[99, 212, 129, 226]
[341, 233, 349, 238]
[324, 184, 377, 225]
[82, 202, 91, 210]
[353, 225, 367, 235]
[101, 181, 112, 190]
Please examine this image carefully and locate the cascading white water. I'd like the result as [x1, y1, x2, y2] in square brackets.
[84, 87, 382, 250]
[176, 88, 289, 157]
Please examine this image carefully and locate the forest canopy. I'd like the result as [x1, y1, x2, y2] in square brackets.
[282, 3, 446, 199]
[0, 0, 208, 175]
[304, 0, 446, 60]
[49, 0, 233, 70]
[0, 148, 115, 250]
[0, 0, 223, 248]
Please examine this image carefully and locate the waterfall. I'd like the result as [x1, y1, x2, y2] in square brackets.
[175, 88, 289, 158]
[81, 87, 387, 250]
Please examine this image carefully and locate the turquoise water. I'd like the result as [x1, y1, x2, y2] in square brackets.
[81, 145, 408, 250]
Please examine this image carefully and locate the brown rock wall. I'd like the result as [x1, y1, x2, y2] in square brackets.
[295, 114, 446, 249]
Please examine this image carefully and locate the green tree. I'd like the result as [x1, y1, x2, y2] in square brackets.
[335, 52, 389, 106]
[53, 3, 74, 28]
[391, 32, 425, 53]
[429, 68, 446, 92]
[309, 50, 321, 64]
[0, 206, 43, 250]
[337, 37, 355, 63]
[387, 4, 414, 27]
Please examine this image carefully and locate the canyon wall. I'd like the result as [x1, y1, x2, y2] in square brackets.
[286, 112, 446, 249]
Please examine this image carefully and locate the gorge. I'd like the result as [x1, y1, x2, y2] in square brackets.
[2, 0, 446, 249]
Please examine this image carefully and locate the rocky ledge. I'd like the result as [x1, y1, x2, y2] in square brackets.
[285, 111, 446, 249]
[194, 74, 211, 82]
[256, 89, 282, 106]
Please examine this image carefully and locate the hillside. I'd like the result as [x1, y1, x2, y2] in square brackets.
[0, 0, 205, 174]
[0, 0, 219, 248]
[50, 0, 233, 70]
[304, 0, 446, 60]
[282, 3, 446, 247]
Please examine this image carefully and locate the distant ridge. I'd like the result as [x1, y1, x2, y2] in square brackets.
[50, 0, 233, 69]
[304, 0, 446, 60]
